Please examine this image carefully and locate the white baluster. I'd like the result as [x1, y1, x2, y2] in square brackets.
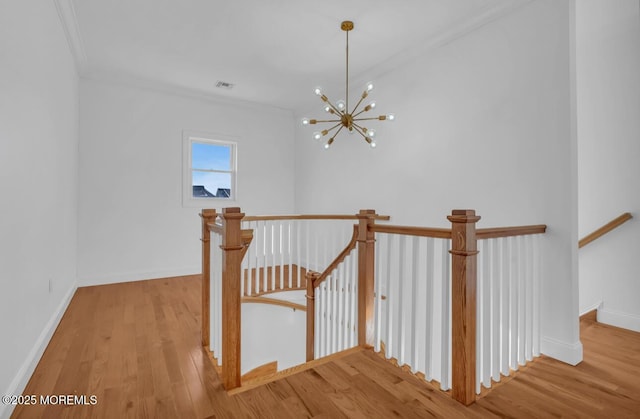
[517, 235, 525, 366]
[509, 236, 518, 370]
[440, 238, 451, 391]
[385, 234, 394, 358]
[410, 236, 419, 372]
[500, 237, 509, 376]
[397, 235, 406, 366]
[491, 238, 501, 382]
[331, 271, 338, 354]
[481, 239, 491, 391]
[524, 234, 533, 362]
[424, 237, 434, 381]
[374, 236, 382, 353]
[245, 221, 253, 297]
[533, 234, 541, 356]
[337, 266, 342, 353]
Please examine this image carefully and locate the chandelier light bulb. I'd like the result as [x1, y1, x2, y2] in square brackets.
[387, 113, 395, 121]
[314, 87, 323, 96]
[324, 143, 331, 149]
[364, 101, 376, 112]
[368, 129, 376, 138]
[313, 131, 322, 140]
[324, 105, 332, 113]
[366, 82, 374, 92]
[302, 117, 310, 125]
[336, 100, 346, 111]
[370, 141, 376, 148]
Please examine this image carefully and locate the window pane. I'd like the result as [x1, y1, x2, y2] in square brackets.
[192, 142, 231, 171]
[192, 171, 232, 198]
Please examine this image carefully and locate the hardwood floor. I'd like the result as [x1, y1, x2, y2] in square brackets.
[11, 276, 640, 418]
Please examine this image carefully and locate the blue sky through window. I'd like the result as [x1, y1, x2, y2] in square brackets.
[192, 142, 231, 170]
[191, 142, 233, 197]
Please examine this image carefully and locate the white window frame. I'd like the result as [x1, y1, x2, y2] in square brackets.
[182, 130, 238, 207]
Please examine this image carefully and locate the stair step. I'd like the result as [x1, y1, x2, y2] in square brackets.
[229, 346, 365, 395]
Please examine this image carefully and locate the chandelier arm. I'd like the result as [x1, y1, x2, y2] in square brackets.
[333, 125, 345, 138]
[349, 95, 366, 116]
[311, 118, 342, 123]
[325, 122, 343, 133]
[353, 116, 388, 122]
[328, 125, 345, 145]
[351, 125, 372, 143]
[351, 106, 371, 118]
[351, 122, 367, 132]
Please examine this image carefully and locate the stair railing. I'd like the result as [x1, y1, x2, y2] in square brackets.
[475, 224, 546, 396]
[305, 224, 360, 361]
[371, 220, 453, 391]
[201, 208, 384, 390]
[578, 212, 632, 248]
[369, 210, 546, 405]
[200, 206, 546, 405]
[240, 215, 359, 298]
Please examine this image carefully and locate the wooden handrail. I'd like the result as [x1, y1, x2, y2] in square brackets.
[208, 222, 223, 235]
[243, 214, 390, 222]
[477, 224, 547, 240]
[241, 296, 306, 312]
[240, 229, 253, 260]
[371, 224, 452, 239]
[305, 223, 360, 362]
[312, 225, 360, 288]
[579, 212, 632, 248]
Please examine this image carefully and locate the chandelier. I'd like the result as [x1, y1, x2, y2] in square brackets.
[302, 20, 394, 149]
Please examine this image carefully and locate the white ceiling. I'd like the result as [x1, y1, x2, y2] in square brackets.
[59, 0, 531, 111]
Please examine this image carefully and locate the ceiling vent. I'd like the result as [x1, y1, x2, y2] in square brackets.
[215, 81, 235, 90]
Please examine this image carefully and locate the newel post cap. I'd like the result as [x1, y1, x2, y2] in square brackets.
[447, 209, 481, 223]
[221, 207, 245, 219]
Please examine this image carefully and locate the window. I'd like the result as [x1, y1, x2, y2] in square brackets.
[183, 131, 237, 206]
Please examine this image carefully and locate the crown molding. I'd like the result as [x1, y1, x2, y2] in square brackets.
[56, 0, 534, 112]
[354, 0, 536, 84]
[53, 0, 88, 76]
[81, 70, 294, 116]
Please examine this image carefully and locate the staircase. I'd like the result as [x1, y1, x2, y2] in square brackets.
[200, 207, 547, 405]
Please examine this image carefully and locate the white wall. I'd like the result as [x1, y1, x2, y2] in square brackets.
[242, 291, 306, 374]
[295, 0, 581, 364]
[576, 0, 640, 331]
[78, 80, 296, 285]
[0, 0, 79, 415]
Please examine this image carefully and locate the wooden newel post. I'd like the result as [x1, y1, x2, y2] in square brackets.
[448, 209, 481, 405]
[357, 209, 377, 348]
[305, 271, 319, 362]
[200, 209, 217, 347]
[220, 207, 244, 390]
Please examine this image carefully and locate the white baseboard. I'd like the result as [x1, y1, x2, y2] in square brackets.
[579, 301, 603, 317]
[597, 308, 640, 333]
[0, 282, 77, 419]
[540, 336, 583, 366]
[79, 266, 200, 286]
